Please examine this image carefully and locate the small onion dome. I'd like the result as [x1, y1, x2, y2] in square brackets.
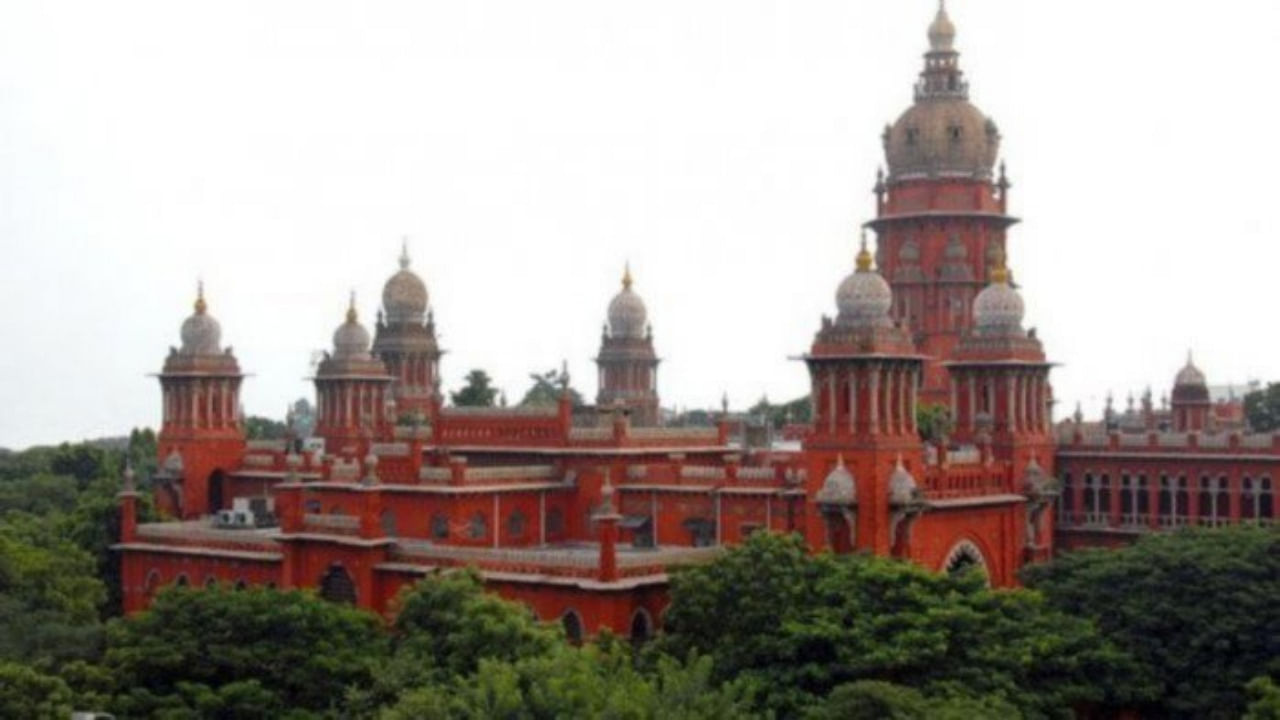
[928, 0, 956, 52]
[835, 234, 893, 328]
[333, 293, 373, 359]
[1174, 351, 1207, 388]
[382, 240, 429, 325]
[179, 282, 222, 355]
[816, 455, 856, 505]
[972, 259, 1025, 336]
[162, 448, 184, 475]
[607, 263, 648, 339]
[889, 455, 919, 506]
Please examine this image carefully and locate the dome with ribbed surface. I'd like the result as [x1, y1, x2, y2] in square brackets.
[889, 455, 919, 506]
[179, 282, 222, 355]
[836, 239, 893, 328]
[382, 241, 429, 325]
[333, 295, 373, 359]
[1175, 352, 1206, 388]
[607, 265, 648, 339]
[972, 264, 1025, 337]
[816, 455, 856, 505]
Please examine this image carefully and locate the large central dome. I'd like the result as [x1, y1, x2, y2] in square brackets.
[382, 241, 429, 325]
[883, 3, 1000, 182]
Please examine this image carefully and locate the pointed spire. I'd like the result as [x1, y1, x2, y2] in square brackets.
[989, 244, 1009, 285]
[399, 236, 411, 270]
[836, 452, 847, 468]
[123, 461, 136, 492]
[622, 261, 633, 290]
[194, 279, 207, 314]
[928, 0, 957, 52]
[346, 290, 358, 323]
[855, 229, 873, 272]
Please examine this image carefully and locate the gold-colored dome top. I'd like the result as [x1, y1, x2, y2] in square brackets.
[622, 262, 633, 290]
[346, 291, 358, 323]
[855, 231, 873, 272]
[194, 280, 207, 314]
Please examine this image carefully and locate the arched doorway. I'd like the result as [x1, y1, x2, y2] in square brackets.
[561, 610, 584, 645]
[942, 540, 989, 583]
[318, 564, 357, 604]
[629, 609, 653, 646]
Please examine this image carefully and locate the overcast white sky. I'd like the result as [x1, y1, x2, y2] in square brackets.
[1, 1, 1277, 449]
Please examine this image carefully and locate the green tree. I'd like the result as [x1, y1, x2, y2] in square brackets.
[746, 395, 811, 429]
[0, 661, 75, 720]
[1246, 677, 1280, 720]
[915, 402, 953, 444]
[658, 532, 1140, 717]
[103, 585, 385, 717]
[806, 680, 1019, 720]
[1244, 382, 1280, 432]
[244, 415, 289, 440]
[0, 514, 106, 665]
[1024, 525, 1280, 719]
[451, 369, 499, 407]
[519, 367, 583, 408]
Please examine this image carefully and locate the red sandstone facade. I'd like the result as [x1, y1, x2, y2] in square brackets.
[118, 5, 1273, 639]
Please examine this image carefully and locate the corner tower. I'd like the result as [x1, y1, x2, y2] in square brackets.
[868, 1, 1016, 404]
[314, 295, 394, 457]
[372, 241, 442, 420]
[595, 265, 660, 426]
[154, 283, 246, 519]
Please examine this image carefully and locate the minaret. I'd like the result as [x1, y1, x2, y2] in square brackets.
[154, 282, 246, 519]
[314, 294, 394, 459]
[372, 240, 442, 420]
[1171, 352, 1211, 432]
[595, 264, 661, 426]
[868, 1, 1015, 405]
[803, 233, 925, 556]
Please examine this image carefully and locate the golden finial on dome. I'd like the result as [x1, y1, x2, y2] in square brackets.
[989, 244, 1009, 284]
[399, 236, 411, 270]
[622, 262, 633, 290]
[855, 229, 873, 272]
[194, 279, 207, 314]
[346, 290, 358, 323]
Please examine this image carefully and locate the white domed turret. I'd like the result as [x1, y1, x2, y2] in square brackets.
[889, 455, 919, 506]
[972, 260, 1025, 336]
[382, 240, 429, 325]
[816, 455, 857, 505]
[179, 282, 223, 355]
[333, 293, 372, 359]
[835, 234, 893, 328]
[607, 264, 648, 339]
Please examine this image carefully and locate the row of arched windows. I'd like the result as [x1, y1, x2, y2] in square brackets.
[144, 569, 258, 597]
[1059, 471, 1275, 527]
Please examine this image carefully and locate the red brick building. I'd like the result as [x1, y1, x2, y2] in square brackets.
[117, 4, 1162, 639]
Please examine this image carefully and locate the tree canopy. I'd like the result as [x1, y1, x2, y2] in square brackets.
[519, 367, 583, 408]
[1023, 525, 1280, 719]
[451, 369, 500, 407]
[1244, 382, 1280, 433]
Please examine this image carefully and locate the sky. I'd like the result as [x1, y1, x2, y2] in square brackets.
[1, 1, 1278, 449]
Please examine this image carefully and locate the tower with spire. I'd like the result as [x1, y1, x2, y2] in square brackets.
[869, 1, 1016, 405]
[314, 293, 394, 457]
[154, 282, 246, 519]
[595, 264, 661, 426]
[372, 240, 443, 420]
[802, 232, 926, 556]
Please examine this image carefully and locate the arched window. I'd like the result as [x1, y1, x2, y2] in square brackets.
[943, 540, 989, 585]
[507, 510, 527, 539]
[1198, 475, 1214, 526]
[1261, 477, 1274, 520]
[1120, 474, 1133, 525]
[319, 564, 357, 604]
[630, 609, 653, 646]
[144, 569, 161, 600]
[1242, 477, 1257, 521]
[175, 573, 189, 588]
[1083, 473, 1097, 524]
[468, 512, 488, 541]
[234, 579, 247, 591]
[204, 576, 218, 589]
[1098, 474, 1112, 523]
[1136, 474, 1150, 523]
[430, 513, 449, 540]
[1175, 476, 1189, 525]
[381, 509, 398, 537]
[1159, 474, 1173, 526]
[1058, 473, 1073, 523]
[562, 610, 585, 645]
[1215, 477, 1230, 527]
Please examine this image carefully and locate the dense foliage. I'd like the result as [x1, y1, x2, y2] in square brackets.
[1023, 525, 1280, 719]
[519, 367, 584, 408]
[451, 368, 500, 407]
[1244, 382, 1280, 432]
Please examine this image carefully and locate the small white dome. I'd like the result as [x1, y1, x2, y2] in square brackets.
[607, 265, 648, 339]
[382, 242, 429, 325]
[889, 456, 919, 506]
[179, 284, 222, 355]
[1174, 353, 1206, 387]
[817, 456, 856, 505]
[972, 268, 1025, 336]
[835, 241, 893, 327]
[333, 296, 372, 359]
